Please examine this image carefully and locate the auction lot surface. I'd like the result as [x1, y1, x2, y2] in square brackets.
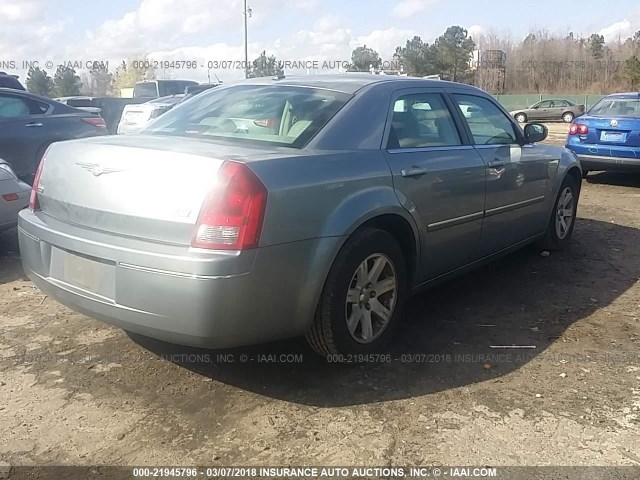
[1, 123, 639, 467]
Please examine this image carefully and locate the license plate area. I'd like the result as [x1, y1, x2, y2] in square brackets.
[50, 247, 115, 299]
[600, 131, 626, 143]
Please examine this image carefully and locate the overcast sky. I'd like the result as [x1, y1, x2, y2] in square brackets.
[2, 0, 640, 82]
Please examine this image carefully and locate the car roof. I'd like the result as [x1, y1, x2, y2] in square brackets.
[603, 92, 640, 99]
[0, 87, 52, 101]
[234, 74, 480, 94]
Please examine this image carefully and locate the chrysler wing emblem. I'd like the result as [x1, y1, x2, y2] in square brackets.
[610, 119, 619, 127]
[76, 161, 122, 177]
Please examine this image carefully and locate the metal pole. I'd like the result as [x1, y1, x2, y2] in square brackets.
[243, 0, 249, 79]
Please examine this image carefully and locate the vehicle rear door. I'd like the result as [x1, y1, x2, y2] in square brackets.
[0, 92, 52, 178]
[449, 92, 556, 255]
[548, 100, 566, 121]
[382, 88, 486, 281]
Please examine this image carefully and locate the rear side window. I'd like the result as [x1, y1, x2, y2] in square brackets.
[0, 95, 46, 117]
[387, 93, 461, 149]
[134, 82, 158, 98]
[452, 94, 519, 145]
[143, 85, 351, 148]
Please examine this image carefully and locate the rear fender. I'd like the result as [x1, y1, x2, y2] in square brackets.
[297, 187, 420, 326]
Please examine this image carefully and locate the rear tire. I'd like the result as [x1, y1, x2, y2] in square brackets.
[538, 176, 579, 251]
[562, 112, 575, 123]
[306, 227, 407, 359]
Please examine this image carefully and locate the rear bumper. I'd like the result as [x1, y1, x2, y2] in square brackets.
[575, 154, 640, 172]
[18, 209, 340, 348]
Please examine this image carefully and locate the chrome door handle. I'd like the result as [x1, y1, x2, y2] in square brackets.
[487, 160, 506, 168]
[401, 167, 429, 178]
[25, 122, 43, 127]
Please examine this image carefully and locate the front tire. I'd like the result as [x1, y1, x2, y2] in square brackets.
[306, 228, 407, 359]
[538, 176, 579, 251]
[515, 113, 527, 123]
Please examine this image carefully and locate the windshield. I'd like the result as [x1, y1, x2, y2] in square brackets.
[142, 84, 351, 148]
[588, 97, 640, 117]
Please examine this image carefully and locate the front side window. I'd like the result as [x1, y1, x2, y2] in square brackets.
[143, 85, 351, 148]
[452, 94, 519, 145]
[387, 93, 461, 149]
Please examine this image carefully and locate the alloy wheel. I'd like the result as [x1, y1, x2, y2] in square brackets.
[345, 254, 398, 344]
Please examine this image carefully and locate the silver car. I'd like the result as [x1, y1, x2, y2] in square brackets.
[510, 99, 585, 124]
[0, 158, 30, 231]
[18, 75, 582, 358]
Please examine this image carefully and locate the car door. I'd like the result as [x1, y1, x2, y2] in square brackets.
[0, 93, 51, 178]
[449, 92, 556, 256]
[548, 100, 565, 121]
[382, 88, 486, 281]
[532, 100, 552, 121]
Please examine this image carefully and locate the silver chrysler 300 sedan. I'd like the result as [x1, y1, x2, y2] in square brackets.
[18, 75, 582, 358]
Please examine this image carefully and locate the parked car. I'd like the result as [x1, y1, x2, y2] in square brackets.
[18, 75, 582, 359]
[0, 158, 30, 231]
[0, 88, 107, 183]
[117, 94, 185, 134]
[0, 72, 25, 91]
[54, 96, 148, 134]
[511, 99, 585, 123]
[133, 79, 198, 99]
[565, 92, 640, 176]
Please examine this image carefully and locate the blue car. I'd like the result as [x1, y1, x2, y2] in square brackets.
[565, 92, 640, 177]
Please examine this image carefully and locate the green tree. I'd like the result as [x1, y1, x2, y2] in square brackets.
[112, 57, 155, 94]
[350, 45, 382, 72]
[434, 26, 476, 82]
[25, 67, 53, 96]
[52, 65, 81, 97]
[589, 33, 605, 59]
[623, 55, 640, 89]
[393, 36, 438, 76]
[88, 63, 113, 96]
[248, 51, 279, 78]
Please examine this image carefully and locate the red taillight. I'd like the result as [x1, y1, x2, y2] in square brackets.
[2, 193, 18, 201]
[191, 161, 268, 250]
[253, 118, 277, 128]
[29, 156, 46, 210]
[83, 117, 107, 128]
[569, 123, 589, 135]
[579, 105, 585, 112]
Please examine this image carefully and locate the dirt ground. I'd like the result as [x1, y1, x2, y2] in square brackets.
[1, 123, 639, 471]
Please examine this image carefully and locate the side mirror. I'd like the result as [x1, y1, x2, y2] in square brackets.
[524, 123, 548, 143]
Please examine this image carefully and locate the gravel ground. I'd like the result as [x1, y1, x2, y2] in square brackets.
[1, 123, 639, 472]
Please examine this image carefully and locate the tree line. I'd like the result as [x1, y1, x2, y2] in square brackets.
[238, 26, 640, 94]
[25, 57, 155, 97]
[25, 26, 640, 97]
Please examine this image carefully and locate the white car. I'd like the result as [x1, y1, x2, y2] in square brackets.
[117, 95, 185, 135]
[0, 158, 30, 231]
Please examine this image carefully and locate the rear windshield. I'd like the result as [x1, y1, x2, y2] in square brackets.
[142, 85, 351, 148]
[133, 82, 158, 98]
[589, 98, 640, 117]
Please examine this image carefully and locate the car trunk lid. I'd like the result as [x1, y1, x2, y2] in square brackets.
[36, 135, 274, 245]
[576, 116, 640, 148]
